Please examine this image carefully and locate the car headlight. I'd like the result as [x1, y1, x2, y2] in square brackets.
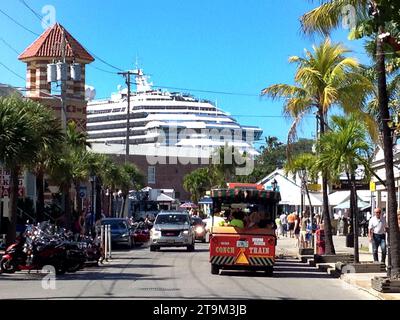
[151, 230, 161, 238]
[195, 226, 204, 234]
[182, 230, 189, 235]
[121, 234, 129, 238]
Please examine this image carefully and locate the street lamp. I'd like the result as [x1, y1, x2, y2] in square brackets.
[272, 179, 278, 192]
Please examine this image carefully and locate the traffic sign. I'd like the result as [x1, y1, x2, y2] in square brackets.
[79, 186, 87, 198]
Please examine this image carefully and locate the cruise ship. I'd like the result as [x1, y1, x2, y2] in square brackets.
[86, 69, 263, 157]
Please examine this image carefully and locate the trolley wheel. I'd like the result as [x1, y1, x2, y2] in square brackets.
[0, 257, 17, 274]
[211, 264, 220, 275]
[264, 266, 273, 277]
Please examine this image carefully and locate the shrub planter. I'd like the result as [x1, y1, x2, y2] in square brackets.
[299, 248, 314, 256]
[314, 254, 354, 264]
[372, 276, 400, 293]
[336, 262, 386, 274]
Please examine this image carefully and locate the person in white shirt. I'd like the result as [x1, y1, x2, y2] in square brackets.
[280, 213, 287, 237]
[368, 208, 387, 263]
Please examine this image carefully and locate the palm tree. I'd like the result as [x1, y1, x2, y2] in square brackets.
[301, 0, 400, 279]
[0, 96, 58, 245]
[115, 163, 144, 218]
[261, 39, 372, 254]
[49, 121, 92, 228]
[183, 167, 212, 203]
[97, 156, 119, 217]
[25, 101, 64, 223]
[284, 153, 318, 221]
[317, 115, 372, 263]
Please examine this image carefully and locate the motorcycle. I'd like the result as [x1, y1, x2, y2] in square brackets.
[0, 223, 84, 275]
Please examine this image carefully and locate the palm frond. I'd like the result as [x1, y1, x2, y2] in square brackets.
[301, 0, 369, 36]
[261, 84, 307, 99]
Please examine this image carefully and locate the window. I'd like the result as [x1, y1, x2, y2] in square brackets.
[148, 166, 156, 184]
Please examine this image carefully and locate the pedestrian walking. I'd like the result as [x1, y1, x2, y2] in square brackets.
[294, 213, 301, 247]
[368, 208, 387, 263]
[299, 212, 309, 248]
[287, 212, 296, 238]
[280, 212, 287, 237]
[275, 216, 282, 238]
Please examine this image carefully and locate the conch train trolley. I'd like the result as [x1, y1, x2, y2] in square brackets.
[209, 183, 281, 276]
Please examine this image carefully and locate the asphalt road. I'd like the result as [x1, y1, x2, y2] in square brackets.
[0, 242, 375, 300]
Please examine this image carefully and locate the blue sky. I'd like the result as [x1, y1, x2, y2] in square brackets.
[0, 0, 370, 147]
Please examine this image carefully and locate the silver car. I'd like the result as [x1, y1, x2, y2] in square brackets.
[150, 211, 195, 252]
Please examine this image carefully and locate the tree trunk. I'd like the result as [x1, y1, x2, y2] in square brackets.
[109, 189, 114, 217]
[350, 173, 360, 264]
[376, 27, 400, 278]
[62, 184, 72, 230]
[319, 109, 335, 255]
[304, 184, 313, 220]
[74, 181, 82, 216]
[120, 195, 126, 218]
[6, 166, 19, 246]
[95, 179, 102, 221]
[304, 182, 314, 249]
[35, 169, 45, 222]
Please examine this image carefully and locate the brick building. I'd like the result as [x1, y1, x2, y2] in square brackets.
[18, 23, 94, 130]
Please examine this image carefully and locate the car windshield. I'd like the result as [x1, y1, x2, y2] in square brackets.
[192, 217, 203, 225]
[155, 214, 189, 225]
[102, 220, 127, 230]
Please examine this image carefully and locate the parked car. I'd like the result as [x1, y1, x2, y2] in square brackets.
[191, 216, 207, 242]
[131, 222, 150, 245]
[101, 218, 135, 249]
[150, 211, 195, 252]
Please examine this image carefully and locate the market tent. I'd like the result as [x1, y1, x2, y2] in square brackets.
[334, 199, 370, 209]
[157, 193, 175, 202]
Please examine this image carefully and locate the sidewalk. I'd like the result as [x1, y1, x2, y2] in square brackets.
[276, 235, 372, 260]
[277, 235, 400, 300]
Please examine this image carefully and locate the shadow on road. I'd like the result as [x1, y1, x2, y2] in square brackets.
[0, 269, 175, 282]
[104, 263, 172, 269]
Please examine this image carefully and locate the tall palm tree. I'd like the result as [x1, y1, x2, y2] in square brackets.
[261, 39, 372, 254]
[97, 156, 119, 217]
[117, 163, 144, 218]
[0, 96, 57, 245]
[25, 101, 64, 223]
[301, 0, 400, 279]
[317, 115, 372, 263]
[284, 153, 318, 220]
[50, 121, 92, 228]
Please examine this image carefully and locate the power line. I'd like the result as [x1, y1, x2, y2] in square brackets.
[0, 37, 21, 55]
[231, 114, 315, 119]
[0, 61, 26, 81]
[88, 64, 119, 75]
[15, 2, 125, 72]
[151, 84, 260, 97]
[0, 8, 39, 36]
[89, 52, 124, 72]
[0, 83, 61, 96]
[19, 0, 44, 23]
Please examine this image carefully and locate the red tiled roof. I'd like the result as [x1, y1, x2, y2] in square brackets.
[19, 23, 94, 62]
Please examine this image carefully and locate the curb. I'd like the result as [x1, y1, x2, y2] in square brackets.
[341, 276, 385, 300]
[341, 275, 400, 300]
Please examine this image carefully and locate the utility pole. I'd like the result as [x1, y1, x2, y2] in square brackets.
[60, 29, 67, 132]
[118, 70, 136, 163]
